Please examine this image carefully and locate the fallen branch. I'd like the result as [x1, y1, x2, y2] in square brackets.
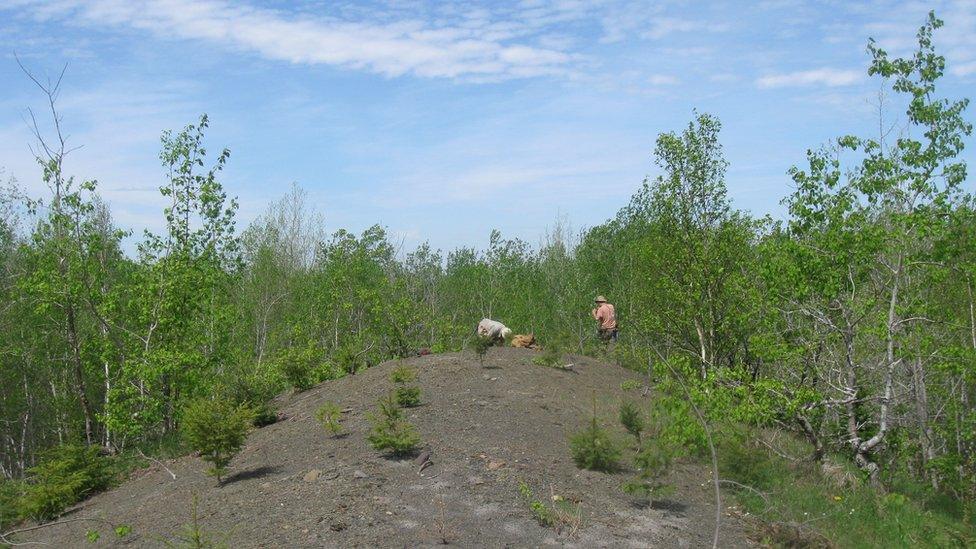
[138, 449, 176, 480]
[1, 516, 119, 547]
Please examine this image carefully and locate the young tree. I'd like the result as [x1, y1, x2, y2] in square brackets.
[779, 12, 971, 484]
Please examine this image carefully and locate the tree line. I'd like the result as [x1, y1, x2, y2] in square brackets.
[0, 12, 972, 509]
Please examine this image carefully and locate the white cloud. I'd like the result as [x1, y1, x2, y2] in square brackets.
[756, 68, 862, 88]
[7, 0, 579, 80]
[647, 74, 679, 86]
[953, 60, 976, 76]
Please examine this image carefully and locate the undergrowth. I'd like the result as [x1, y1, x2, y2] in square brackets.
[716, 430, 975, 548]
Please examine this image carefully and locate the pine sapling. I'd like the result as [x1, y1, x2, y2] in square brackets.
[366, 392, 421, 457]
[569, 394, 621, 473]
[315, 402, 343, 437]
[619, 401, 645, 450]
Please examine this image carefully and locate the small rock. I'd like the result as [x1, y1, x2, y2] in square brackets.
[330, 522, 347, 532]
[487, 460, 505, 471]
[303, 469, 322, 482]
[469, 476, 486, 485]
[373, 496, 392, 505]
[353, 470, 368, 479]
[259, 482, 272, 489]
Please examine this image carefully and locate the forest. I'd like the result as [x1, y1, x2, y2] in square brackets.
[0, 11, 973, 542]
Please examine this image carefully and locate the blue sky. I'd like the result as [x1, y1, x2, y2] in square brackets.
[1, 0, 975, 253]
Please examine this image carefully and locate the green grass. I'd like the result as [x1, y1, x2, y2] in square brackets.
[715, 429, 974, 548]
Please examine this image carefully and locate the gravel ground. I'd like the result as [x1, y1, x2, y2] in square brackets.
[19, 348, 753, 548]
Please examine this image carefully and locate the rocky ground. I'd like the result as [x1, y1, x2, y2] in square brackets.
[20, 348, 753, 548]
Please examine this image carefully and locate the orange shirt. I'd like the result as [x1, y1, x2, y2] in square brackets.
[593, 303, 617, 330]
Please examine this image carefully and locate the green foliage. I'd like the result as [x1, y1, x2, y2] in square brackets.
[469, 335, 492, 367]
[275, 344, 324, 391]
[0, 478, 24, 529]
[517, 480, 554, 527]
[395, 385, 422, 408]
[366, 392, 421, 457]
[719, 428, 975, 548]
[389, 365, 417, 384]
[18, 444, 114, 521]
[532, 345, 564, 368]
[181, 398, 253, 484]
[619, 401, 645, 447]
[86, 529, 100, 543]
[314, 402, 343, 437]
[163, 495, 228, 549]
[569, 400, 621, 473]
[620, 380, 642, 392]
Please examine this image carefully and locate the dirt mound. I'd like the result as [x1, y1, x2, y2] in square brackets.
[22, 349, 751, 548]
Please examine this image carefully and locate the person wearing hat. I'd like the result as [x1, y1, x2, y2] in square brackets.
[591, 295, 618, 344]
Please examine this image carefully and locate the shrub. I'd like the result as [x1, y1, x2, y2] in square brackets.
[275, 345, 322, 391]
[366, 392, 421, 457]
[250, 402, 278, 427]
[395, 385, 422, 408]
[569, 399, 621, 473]
[18, 444, 114, 521]
[389, 365, 417, 384]
[315, 402, 343, 437]
[469, 335, 492, 367]
[334, 344, 365, 375]
[620, 380, 642, 392]
[619, 401, 645, 448]
[0, 478, 24, 528]
[181, 398, 254, 485]
[532, 345, 563, 368]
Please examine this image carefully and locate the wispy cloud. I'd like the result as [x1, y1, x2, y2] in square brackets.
[8, 0, 580, 80]
[756, 68, 862, 88]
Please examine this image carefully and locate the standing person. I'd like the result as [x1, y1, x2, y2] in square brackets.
[591, 296, 618, 344]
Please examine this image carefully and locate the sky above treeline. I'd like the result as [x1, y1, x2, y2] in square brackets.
[1, 0, 974, 253]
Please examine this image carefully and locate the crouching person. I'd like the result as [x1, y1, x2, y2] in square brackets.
[476, 318, 512, 346]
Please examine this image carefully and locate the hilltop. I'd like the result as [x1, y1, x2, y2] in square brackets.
[22, 349, 751, 547]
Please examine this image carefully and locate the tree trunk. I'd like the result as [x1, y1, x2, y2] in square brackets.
[66, 302, 95, 445]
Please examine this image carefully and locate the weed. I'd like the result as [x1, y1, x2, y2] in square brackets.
[517, 480, 583, 535]
[314, 402, 343, 437]
[163, 494, 229, 548]
[366, 392, 421, 457]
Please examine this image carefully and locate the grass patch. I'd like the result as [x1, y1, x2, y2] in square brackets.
[716, 429, 975, 548]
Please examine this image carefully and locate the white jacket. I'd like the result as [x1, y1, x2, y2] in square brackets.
[477, 318, 511, 340]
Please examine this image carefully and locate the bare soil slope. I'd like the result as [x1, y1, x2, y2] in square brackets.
[24, 349, 752, 548]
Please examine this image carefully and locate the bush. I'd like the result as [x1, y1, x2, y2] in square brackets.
[389, 365, 417, 384]
[275, 345, 322, 391]
[315, 402, 343, 437]
[395, 385, 422, 408]
[532, 345, 563, 368]
[366, 392, 421, 457]
[569, 400, 621, 473]
[181, 398, 254, 485]
[619, 401, 645, 448]
[468, 335, 492, 367]
[18, 444, 114, 521]
[0, 478, 23, 528]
